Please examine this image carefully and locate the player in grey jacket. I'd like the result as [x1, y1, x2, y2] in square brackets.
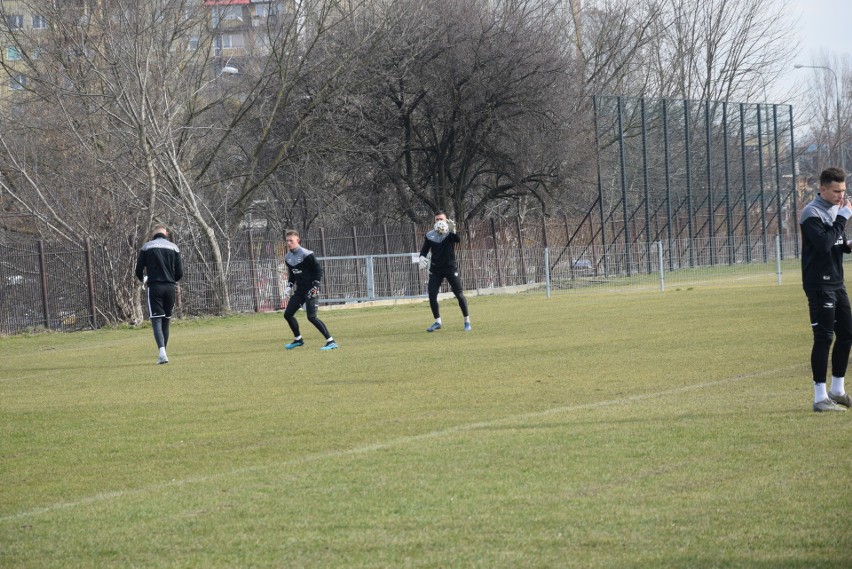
[135, 224, 183, 364]
[800, 167, 852, 411]
[281, 229, 337, 351]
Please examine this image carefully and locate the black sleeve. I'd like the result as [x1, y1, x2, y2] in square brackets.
[134, 250, 146, 282]
[308, 254, 323, 284]
[840, 216, 851, 254]
[419, 237, 431, 257]
[802, 216, 847, 255]
[174, 252, 183, 282]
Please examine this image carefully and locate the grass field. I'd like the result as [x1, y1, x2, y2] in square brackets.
[2, 283, 851, 568]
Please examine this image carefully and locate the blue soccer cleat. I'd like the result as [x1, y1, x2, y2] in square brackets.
[285, 339, 305, 350]
[320, 341, 338, 351]
[464, 322, 471, 332]
[426, 322, 442, 332]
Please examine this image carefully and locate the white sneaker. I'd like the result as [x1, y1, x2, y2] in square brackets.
[828, 392, 852, 407]
[157, 356, 169, 365]
[813, 398, 845, 412]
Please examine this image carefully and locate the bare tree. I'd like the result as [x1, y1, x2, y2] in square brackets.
[641, 0, 797, 102]
[794, 52, 852, 174]
[0, 0, 368, 317]
[316, 0, 583, 223]
[571, 0, 663, 97]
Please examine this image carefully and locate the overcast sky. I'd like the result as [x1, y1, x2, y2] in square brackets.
[788, 0, 852, 60]
[778, 0, 852, 103]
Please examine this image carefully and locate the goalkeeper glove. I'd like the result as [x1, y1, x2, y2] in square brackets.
[446, 219, 456, 234]
[418, 256, 429, 270]
[308, 281, 321, 299]
[142, 275, 148, 290]
[283, 282, 294, 299]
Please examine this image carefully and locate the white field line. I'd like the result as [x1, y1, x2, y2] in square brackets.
[1, 366, 800, 523]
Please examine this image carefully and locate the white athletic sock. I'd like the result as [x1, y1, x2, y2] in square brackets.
[464, 316, 470, 324]
[815, 382, 828, 403]
[159, 347, 167, 358]
[830, 376, 845, 396]
[295, 335, 302, 341]
[435, 318, 442, 325]
[326, 337, 334, 344]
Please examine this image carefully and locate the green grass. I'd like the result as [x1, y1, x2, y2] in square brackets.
[1, 285, 851, 568]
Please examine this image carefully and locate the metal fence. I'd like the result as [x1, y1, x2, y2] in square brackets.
[0, 233, 801, 335]
[0, 239, 98, 335]
[542, 235, 794, 293]
[0, 93, 808, 334]
[182, 234, 799, 313]
[593, 97, 797, 253]
[195, 233, 798, 312]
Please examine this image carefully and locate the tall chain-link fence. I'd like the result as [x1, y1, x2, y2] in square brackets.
[0, 232, 801, 335]
[0, 93, 807, 334]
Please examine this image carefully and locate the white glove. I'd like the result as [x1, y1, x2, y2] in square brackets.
[839, 206, 852, 220]
[283, 283, 293, 299]
[142, 275, 148, 290]
[446, 219, 456, 234]
[418, 256, 429, 270]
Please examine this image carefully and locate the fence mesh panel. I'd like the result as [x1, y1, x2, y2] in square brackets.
[0, 233, 805, 334]
[0, 241, 93, 333]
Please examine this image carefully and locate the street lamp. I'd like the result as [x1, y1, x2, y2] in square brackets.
[795, 64, 844, 171]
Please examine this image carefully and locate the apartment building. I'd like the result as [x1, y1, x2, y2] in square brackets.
[0, 1, 291, 95]
[203, 0, 291, 73]
[0, 0, 58, 95]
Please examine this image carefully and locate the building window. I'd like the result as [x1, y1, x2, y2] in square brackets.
[6, 15, 24, 29]
[188, 37, 199, 50]
[6, 46, 21, 61]
[220, 33, 243, 49]
[214, 33, 244, 56]
[9, 74, 27, 90]
[32, 15, 47, 30]
[212, 6, 242, 27]
[253, 2, 285, 24]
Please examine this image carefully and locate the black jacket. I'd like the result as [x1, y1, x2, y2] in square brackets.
[800, 196, 851, 291]
[420, 230, 460, 273]
[135, 233, 183, 285]
[284, 246, 323, 292]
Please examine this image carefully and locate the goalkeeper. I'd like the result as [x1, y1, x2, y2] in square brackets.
[281, 229, 338, 350]
[418, 212, 471, 332]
